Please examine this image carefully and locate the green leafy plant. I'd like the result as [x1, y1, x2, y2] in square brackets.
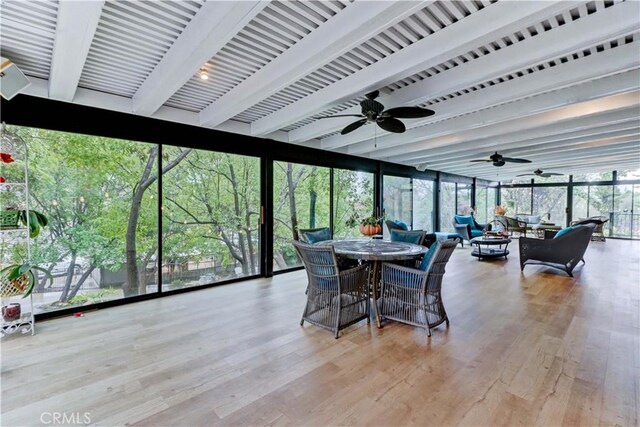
[17, 209, 48, 238]
[0, 263, 53, 298]
[345, 213, 384, 228]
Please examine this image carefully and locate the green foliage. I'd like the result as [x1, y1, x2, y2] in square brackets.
[0, 263, 53, 298]
[68, 288, 118, 305]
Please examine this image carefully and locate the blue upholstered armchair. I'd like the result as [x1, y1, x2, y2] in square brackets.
[451, 215, 488, 242]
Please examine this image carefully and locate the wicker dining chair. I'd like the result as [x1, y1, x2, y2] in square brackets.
[379, 239, 457, 337]
[292, 241, 370, 338]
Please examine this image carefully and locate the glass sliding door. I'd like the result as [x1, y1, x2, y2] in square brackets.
[5, 126, 159, 314]
[533, 186, 567, 226]
[333, 169, 374, 238]
[273, 162, 330, 271]
[587, 185, 613, 237]
[162, 149, 261, 290]
[383, 175, 412, 235]
[412, 178, 434, 232]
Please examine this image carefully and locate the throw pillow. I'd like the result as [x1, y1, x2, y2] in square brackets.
[304, 228, 331, 244]
[455, 215, 476, 229]
[394, 219, 409, 230]
[554, 225, 578, 239]
[418, 242, 439, 271]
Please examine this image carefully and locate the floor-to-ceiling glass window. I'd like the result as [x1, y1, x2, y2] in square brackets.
[272, 162, 330, 271]
[413, 178, 434, 232]
[587, 185, 614, 237]
[383, 175, 412, 234]
[162, 148, 261, 290]
[3, 126, 159, 314]
[500, 187, 532, 217]
[572, 185, 589, 220]
[475, 186, 497, 224]
[613, 184, 637, 238]
[439, 182, 456, 232]
[533, 186, 568, 226]
[456, 183, 472, 215]
[333, 169, 374, 238]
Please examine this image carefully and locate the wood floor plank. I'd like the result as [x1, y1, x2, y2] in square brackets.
[1, 239, 638, 426]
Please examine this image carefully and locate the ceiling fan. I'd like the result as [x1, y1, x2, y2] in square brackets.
[470, 152, 532, 167]
[516, 168, 563, 178]
[317, 91, 435, 135]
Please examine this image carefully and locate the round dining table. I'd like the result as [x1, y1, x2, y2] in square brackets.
[318, 239, 427, 328]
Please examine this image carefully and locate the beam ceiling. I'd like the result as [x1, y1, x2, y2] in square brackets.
[1, 0, 638, 177]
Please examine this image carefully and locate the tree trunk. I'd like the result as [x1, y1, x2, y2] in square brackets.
[124, 186, 146, 297]
[287, 163, 299, 240]
[227, 159, 248, 275]
[309, 190, 317, 228]
[66, 266, 96, 301]
[37, 262, 55, 293]
[58, 252, 77, 302]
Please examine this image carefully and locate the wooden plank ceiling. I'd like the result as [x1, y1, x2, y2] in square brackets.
[1, 0, 638, 180]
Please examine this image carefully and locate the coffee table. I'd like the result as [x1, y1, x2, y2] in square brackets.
[469, 236, 511, 260]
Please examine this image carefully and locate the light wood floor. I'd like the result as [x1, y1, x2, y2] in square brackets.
[1, 239, 638, 427]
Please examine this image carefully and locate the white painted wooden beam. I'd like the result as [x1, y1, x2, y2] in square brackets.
[24, 77, 308, 145]
[132, 1, 269, 116]
[352, 71, 640, 158]
[250, 0, 582, 136]
[394, 115, 640, 164]
[322, 41, 640, 151]
[293, 3, 640, 144]
[198, 1, 429, 129]
[49, 0, 104, 101]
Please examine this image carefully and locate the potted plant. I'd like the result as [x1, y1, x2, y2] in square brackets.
[0, 263, 53, 298]
[0, 208, 48, 237]
[346, 214, 384, 236]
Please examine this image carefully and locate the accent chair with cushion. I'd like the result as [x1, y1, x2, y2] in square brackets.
[379, 239, 457, 338]
[452, 215, 487, 242]
[292, 240, 370, 338]
[298, 227, 331, 244]
[519, 223, 595, 277]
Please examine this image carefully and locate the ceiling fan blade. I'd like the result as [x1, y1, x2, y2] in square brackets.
[377, 117, 405, 133]
[382, 106, 435, 119]
[316, 114, 364, 119]
[546, 172, 564, 176]
[502, 157, 532, 163]
[540, 173, 552, 178]
[341, 119, 367, 135]
[516, 173, 535, 177]
[470, 159, 491, 163]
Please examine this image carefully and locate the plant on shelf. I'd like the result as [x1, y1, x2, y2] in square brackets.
[346, 214, 384, 236]
[0, 263, 53, 298]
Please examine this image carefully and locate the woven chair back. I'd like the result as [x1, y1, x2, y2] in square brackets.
[292, 240, 340, 291]
[423, 239, 457, 294]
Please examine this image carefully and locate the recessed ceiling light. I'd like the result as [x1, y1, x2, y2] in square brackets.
[199, 67, 209, 80]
